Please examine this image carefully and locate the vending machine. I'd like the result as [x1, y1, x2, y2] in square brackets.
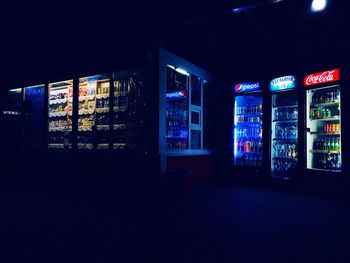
[304, 68, 342, 173]
[233, 82, 263, 169]
[269, 75, 299, 180]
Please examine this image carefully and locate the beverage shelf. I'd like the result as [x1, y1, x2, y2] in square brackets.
[273, 138, 298, 141]
[166, 137, 188, 140]
[273, 104, 298, 109]
[236, 151, 262, 154]
[311, 101, 340, 107]
[272, 157, 298, 160]
[273, 119, 297, 123]
[236, 122, 262, 125]
[307, 167, 341, 173]
[96, 93, 109, 99]
[79, 95, 96, 101]
[309, 150, 341, 154]
[236, 136, 263, 139]
[49, 98, 68, 105]
[236, 113, 262, 116]
[309, 132, 340, 135]
[310, 116, 340, 121]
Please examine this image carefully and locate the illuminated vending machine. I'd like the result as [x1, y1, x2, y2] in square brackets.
[233, 82, 263, 169]
[269, 75, 299, 180]
[304, 68, 342, 173]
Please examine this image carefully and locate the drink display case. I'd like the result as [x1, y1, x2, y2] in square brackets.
[23, 85, 45, 151]
[304, 69, 342, 172]
[165, 67, 189, 150]
[48, 80, 73, 150]
[159, 49, 214, 175]
[269, 75, 299, 179]
[232, 82, 263, 170]
[0, 88, 23, 151]
[234, 95, 263, 166]
[78, 74, 110, 151]
[1, 48, 214, 176]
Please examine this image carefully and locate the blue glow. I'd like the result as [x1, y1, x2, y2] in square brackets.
[166, 91, 186, 99]
[233, 82, 261, 93]
[270, 75, 296, 92]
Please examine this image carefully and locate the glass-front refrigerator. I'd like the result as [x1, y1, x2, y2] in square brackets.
[78, 74, 110, 151]
[270, 75, 298, 179]
[48, 80, 73, 151]
[23, 85, 45, 151]
[233, 82, 263, 167]
[304, 69, 341, 172]
[165, 66, 189, 150]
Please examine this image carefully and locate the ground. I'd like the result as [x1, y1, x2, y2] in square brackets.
[0, 182, 349, 262]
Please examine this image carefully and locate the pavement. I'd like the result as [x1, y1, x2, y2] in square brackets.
[0, 182, 350, 263]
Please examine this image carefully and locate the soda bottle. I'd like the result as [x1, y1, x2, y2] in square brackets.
[313, 139, 317, 150]
[253, 155, 257, 166]
[336, 90, 340, 102]
[331, 138, 336, 151]
[324, 124, 328, 134]
[332, 124, 336, 134]
[337, 138, 340, 152]
[309, 105, 314, 119]
[327, 138, 331, 152]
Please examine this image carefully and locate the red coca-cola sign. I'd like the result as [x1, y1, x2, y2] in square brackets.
[304, 69, 340, 86]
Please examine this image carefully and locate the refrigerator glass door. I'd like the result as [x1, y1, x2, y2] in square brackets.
[166, 67, 189, 150]
[306, 85, 341, 172]
[234, 95, 263, 167]
[48, 80, 73, 151]
[271, 92, 298, 179]
[24, 85, 45, 150]
[78, 74, 110, 151]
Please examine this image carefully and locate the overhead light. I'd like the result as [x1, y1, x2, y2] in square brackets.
[232, 0, 283, 14]
[311, 0, 327, 12]
[166, 64, 175, 70]
[175, 68, 189, 76]
[9, 88, 22, 93]
[232, 7, 242, 13]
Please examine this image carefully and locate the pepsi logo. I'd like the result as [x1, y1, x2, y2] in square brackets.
[235, 84, 242, 91]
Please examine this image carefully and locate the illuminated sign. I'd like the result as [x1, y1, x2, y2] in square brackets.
[233, 82, 261, 93]
[304, 69, 340, 86]
[270, 75, 296, 91]
[166, 91, 186, 99]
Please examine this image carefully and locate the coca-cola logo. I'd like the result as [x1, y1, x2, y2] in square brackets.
[304, 69, 340, 86]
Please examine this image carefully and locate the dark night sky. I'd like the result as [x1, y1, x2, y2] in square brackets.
[0, 0, 348, 88]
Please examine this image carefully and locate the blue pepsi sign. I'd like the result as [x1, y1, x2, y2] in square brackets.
[270, 75, 296, 92]
[166, 91, 186, 99]
[233, 82, 261, 93]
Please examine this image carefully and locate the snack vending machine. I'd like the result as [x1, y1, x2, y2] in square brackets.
[233, 82, 263, 168]
[269, 75, 299, 179]
[304, 68, 342, 172]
